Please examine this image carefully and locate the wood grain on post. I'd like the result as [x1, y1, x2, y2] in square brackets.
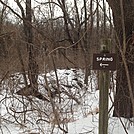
[99, 39, 110, 134]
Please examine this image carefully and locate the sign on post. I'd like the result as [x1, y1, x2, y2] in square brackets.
[92, 51, 117, 134]
[92, 53, 117, 70]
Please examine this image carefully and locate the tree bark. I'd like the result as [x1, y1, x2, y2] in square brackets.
[25, 0, 38, 89]
[106, 0, 134, 118]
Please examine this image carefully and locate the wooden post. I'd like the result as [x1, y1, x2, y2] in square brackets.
[98, 39, 110, 134]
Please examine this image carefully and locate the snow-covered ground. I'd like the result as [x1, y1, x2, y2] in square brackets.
[0, 69, 134, 134]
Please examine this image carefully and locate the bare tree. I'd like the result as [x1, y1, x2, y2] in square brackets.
[106, 0, 134, 118]
[0, 1, 8, 57]
[15, 0, 39, 92]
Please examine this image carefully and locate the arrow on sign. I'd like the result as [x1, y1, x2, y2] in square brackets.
[100, 63, 109, 67]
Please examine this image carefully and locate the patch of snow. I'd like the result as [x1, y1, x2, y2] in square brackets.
[0, 69, 134, 134]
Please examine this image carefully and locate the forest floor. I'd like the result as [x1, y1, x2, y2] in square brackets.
[0, 68, 134, 134]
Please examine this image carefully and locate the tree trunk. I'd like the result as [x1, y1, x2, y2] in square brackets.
[25, 0, 38, 89]
[106, 0, 134, 118]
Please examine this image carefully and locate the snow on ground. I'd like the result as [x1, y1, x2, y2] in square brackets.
[0, 69, 134, 134]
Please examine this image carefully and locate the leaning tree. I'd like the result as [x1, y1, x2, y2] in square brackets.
[106, 0, 134, 118]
